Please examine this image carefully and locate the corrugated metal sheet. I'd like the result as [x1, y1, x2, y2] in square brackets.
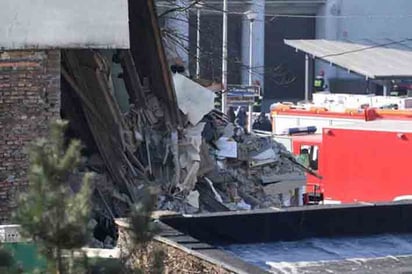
[285, 39, 412, 79]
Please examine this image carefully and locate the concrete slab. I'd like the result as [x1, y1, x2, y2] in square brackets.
[0, 0, 129, 49]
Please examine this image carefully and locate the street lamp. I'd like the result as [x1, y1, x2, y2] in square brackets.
[245, 10, 257, 133]
[195, 1, 204, 79]
[245, 10, 257, 86]
[221, 0, 228, 114]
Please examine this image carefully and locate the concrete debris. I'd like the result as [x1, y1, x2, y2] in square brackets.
[222, 123, 235, 138]
[29, 0, 326, 249]
[261, 173, 306, 185]
[177, 123, 205, 192]
[215, 137, 237, 158]
[89, 238, 105, 249]
[168, 86, 307, 212]
[104, 236, 115, 249]
[196, 180, 230, 212]
[180, 162, 200, 194]
[197, 143, 215, 177]
[204, 177, 223, 203]
[236, 200, 252, 210]
[186, 191, 200, 209]
[251, 145, 279, 162]
[60, 45, 310, 247]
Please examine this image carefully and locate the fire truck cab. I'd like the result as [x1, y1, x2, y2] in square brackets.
[290, 135, 323, 205]
[274, 134, 323, 205]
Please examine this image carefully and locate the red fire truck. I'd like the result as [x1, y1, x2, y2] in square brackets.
[271, 106, 412, 205]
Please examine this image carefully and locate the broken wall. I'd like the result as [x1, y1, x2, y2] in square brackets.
[128, 0, 181, 127]
[0, 50, 61, 222]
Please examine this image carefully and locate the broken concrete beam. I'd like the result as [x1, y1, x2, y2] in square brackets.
[261, 173, 306, 185]
[179, 162, 200, 192]
[117, 49, 146, 105]
[237, 189, 260, 208]
[263, 180, 305, 197]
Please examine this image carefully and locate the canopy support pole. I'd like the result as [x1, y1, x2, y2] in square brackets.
[305, 54, 309, 101]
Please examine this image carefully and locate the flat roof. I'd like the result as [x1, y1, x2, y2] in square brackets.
[327, 119, 412, 133]
[285, 39, 412, 79]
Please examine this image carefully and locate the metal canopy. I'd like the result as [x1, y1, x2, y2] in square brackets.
[285, 39, 412, 80]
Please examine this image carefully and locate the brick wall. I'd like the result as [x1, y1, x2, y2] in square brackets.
[0, 50, 61, 222]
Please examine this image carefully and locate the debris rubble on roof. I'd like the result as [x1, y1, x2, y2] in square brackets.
[52, 0, 313, 247]
[61, 49, 308, 220]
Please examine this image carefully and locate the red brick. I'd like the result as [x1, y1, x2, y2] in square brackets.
[0, 49, 60, 222]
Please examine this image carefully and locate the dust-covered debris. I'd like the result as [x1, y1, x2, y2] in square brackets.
[57, 26, 313, 249]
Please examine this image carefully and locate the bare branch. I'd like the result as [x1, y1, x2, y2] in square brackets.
[159, 0, 201, 18]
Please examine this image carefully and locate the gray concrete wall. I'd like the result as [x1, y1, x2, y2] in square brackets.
[0, 0, 129, 49]
[338, 0, 412, 41]
[316, 0, 412, 93]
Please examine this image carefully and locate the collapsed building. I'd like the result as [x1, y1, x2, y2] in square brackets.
[0, 0, 310, 247]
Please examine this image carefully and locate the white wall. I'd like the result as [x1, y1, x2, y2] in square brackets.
[316, 0, 412, 85]
[316, 0, 342, 80]
[338, 0, 412, 40]
[0, 0, 129, 49]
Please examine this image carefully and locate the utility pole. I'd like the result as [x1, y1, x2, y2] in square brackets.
[305, 54, 309, 101]
[246, 10, 257, 133]
[248, 15, 255, 86]
[221, 0, 228, 113]
[195, 2, 203, 79]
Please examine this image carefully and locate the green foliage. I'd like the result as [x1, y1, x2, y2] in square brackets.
[0, 246, 16, 269]
[151, 248, 166, 274]
[0, 242, 47, 273]
[13, 120, 92, 273]
[122, 189, 165, 274]
[69, 256, 125, 274]
[87, 258, 125, 274]
[128, 190, 159, 247]
[11, 119, 164, 274]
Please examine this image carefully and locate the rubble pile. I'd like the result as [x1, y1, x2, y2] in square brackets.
[155, 73, 307, 212]
[60, 50, 309, 247]
[192, 121, 306, 211]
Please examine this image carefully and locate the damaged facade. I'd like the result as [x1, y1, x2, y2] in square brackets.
[0, 0, 310, 247]
[0, 50, 61, 221]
